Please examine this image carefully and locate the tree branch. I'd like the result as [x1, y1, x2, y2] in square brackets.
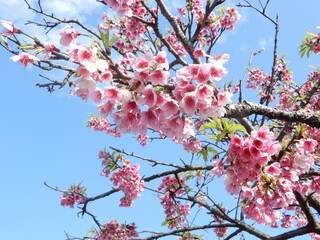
[134, 223, 236, 240]
[225, 101, 320, 128]
[154, 0, 200, 64]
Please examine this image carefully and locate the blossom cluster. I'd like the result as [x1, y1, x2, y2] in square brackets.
[84, 48, 231, 144]
[279, 70, 320, 112]
[103, 0, 139, 18]
[158, 175, 191, 229]
[223, 126, 281, 195]
[110, 160, 145, 207]
[94, 220, 139, 240]
[212, 207, 228, 238]
[307, 33, 320, 53]
[3, 2, 238, 148]
[60, 185, 87, 208]
[99, 150, 144, 207]
[176, 3, 241, 46]
[300, 29, 320, 56]
[212, 125, 319, 226]
[247, 57, 293, 103]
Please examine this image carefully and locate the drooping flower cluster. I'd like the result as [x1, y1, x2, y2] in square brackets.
[211, 125, 319, 226]
[99, 150, 144, 207]
[82, 47, 231, 142]
[94, 220, 139, 240]
[158, 175, 191, 229]
[212, 207, 228, 238]
[110, 160, 145, 207]
[60, 185, 87, 208]
[213, 227, 227, 238]
[223, 126, 281, 195]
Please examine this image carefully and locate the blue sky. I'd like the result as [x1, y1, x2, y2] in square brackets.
[1, 0, 320, 239]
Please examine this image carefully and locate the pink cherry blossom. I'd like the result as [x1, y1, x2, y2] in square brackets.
[180, 92, 197, 116]
[95, 220, 139, 240]
[98, 101, 115, 117]
[149, 69, 170, 85]
[160, 99, 179, 117]
[217, 91, 232, 105]
[141, 109, 159, 130]
[194, 46, 208, 58]
[91, 88, 105, 103]
[196, 84, 214, 99]
[43, 42, 60, 59]
[104, 87, 122, 102]
[74, 88, 91, 101]
[183, 139, 202, 152]
[155, 50, 169, 70]
[158, 175, 190, 229]
[99, 71, 113, 82]
[10, 52, 40, 67]
[139, 85, 158, 108]
[103, 0, 137, 17]
[59, 26, 80, 46]
[0, 20, 20, 36]
[75, 77, 96, 92]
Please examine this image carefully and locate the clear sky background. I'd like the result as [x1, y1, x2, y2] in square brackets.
[1, 0, 320, 239]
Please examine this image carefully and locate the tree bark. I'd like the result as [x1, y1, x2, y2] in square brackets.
[225, 101, 320, 128]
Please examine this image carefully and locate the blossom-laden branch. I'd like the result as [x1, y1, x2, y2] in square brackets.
[2, 0, 320, 240]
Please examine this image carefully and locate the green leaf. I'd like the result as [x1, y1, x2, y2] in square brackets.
[212, 118, 222, 129]
[232, 124, 248, 134]
[306, 29, 315, 36]
[98, 27, 109, 50]
[199, 122, 215, 131]
[18, 44, 35, 50]
[109, 35, 120, 46]
[216, 131, 227, 143]
[308, 65, 317, 69]
[196, 146, 217, 162]
[221, 118, 229, 130]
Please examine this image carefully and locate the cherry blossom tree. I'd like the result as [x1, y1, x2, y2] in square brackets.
[1, 0, 320, 239]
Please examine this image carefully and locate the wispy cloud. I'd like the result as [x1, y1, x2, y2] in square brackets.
[41, 0, 102, 22]
[0, 0, 37, 24]
[258, 36, 274, 49]
[0, 0, 105, 44]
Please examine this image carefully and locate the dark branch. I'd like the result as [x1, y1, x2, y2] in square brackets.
[225, 101, 320, 128]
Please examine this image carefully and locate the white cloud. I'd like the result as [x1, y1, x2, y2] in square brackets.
[258, 36, 273, 49]
[0, 0, 106, 45]
[41, 0, 102, 22]
[0, 0, 37, 24]
[237, 6, 249, 25]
